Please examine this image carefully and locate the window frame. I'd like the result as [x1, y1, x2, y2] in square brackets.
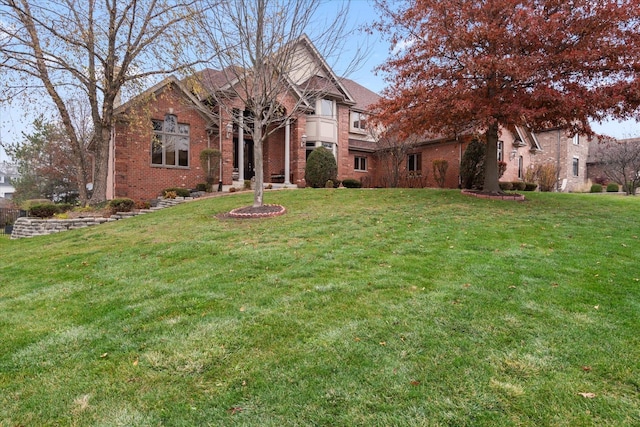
[354, 156, 367, 172]
[408, 153, 422, 175]
[572, 157, 579, 176]
[151, 114, 190, 168]
[350, 111, 368, 133]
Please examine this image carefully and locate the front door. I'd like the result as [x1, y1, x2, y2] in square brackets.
[244, 140, 254, 180]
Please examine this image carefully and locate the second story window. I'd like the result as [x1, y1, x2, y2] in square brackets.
[351, 111, 367, 132]
[319, 99, 333, 117]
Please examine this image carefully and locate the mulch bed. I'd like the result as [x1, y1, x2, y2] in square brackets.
[225, 204, 286, 219]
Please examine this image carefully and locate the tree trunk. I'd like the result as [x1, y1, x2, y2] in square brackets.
[90, 126, 111, 204]
[253, 125, 264, 207]
[483, 123, 501, 193]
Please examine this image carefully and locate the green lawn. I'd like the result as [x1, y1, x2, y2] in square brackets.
[1, 189, 639, 426]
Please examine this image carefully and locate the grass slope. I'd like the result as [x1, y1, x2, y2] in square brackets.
[1, 189, 639, 426]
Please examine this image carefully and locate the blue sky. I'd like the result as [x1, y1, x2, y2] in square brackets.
[1, 0, 638, 161]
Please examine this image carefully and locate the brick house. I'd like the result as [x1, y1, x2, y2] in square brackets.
[107, 36, 381, 202]
[375, 126, 589, 191]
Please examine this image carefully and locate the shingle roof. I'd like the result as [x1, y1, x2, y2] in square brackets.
[339, 78, 381, 111]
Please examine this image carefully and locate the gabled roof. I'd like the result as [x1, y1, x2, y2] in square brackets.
[114, 75, 213, 122]
[339, 78, 381, 111]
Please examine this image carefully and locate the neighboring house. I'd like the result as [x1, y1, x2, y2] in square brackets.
[108, 35, 381, 202]
[0, 162, 17, 199]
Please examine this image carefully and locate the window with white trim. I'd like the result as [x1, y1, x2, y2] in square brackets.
[354, 156, 367, 171]
[319, 99, 333, 117]
[497, 140, 504, 162]
[151, 114, 190, 167]
[351, 111, 367, 132]
[572, 157, 579, 176]
[573, 134, 579, 145]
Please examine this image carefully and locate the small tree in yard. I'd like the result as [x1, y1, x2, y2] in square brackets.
[432, 159, 448, 188]
[373, 0, 640, 194]
[460, 139, 486, 190]
[305, 147, 337, 188]
[597, 140, 640, 195]
[199, 148, 221, 189]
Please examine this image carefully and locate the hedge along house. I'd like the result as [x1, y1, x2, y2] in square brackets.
[107, 35, 381, 202]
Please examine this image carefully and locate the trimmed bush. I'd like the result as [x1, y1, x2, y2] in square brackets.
[163, 187, 190, 198]
[29, 203, 59, 218]
[590, 184, 603, 193]
[109, 198, 135, 213]
[342, 178, 362, 188]
[524, 182, 538, 191]
[512, 181, 526, 191]
[305, 147, 338, 188]
[499, 181, 513, 191]
[195, 183, 209, 192]
[606, 183, 619, 192]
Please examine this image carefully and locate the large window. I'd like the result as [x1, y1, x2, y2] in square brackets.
[408, 153, 422, 174]
[151, 114, 190, 167]
[573, 157, 579, 176]
[354, 156, 367, 171]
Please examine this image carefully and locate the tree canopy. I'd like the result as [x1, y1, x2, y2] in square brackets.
[373, 0, 640, 192]
[0, 0, 204, 203]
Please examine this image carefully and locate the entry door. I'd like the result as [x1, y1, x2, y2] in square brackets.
[244, 140, 255, 180]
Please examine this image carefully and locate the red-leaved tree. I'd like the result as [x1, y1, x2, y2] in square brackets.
[373, 0, 640, 193]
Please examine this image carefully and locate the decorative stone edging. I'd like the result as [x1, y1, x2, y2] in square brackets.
[461, 189, 526, 201]
[10, 197, 193, 239]
[227, 204, 286, 219]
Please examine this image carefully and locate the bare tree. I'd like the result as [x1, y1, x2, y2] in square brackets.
[597, 139, 640, 195]
[372, 124, 419, 188]
[0, 0, 207, 204]
[190, 0, 365, 207]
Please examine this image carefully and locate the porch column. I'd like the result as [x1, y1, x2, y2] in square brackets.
[284, 118, 291, 185]
[238, 112, 244, 182]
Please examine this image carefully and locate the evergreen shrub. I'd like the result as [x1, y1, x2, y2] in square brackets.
[29, 203, 59, 218]
[606, 183, 619, 192]
[342, 178, 362, 188]
[305, 147, 338, 188]
[590, 184, 603, 193]
[163, 187, 190, 198]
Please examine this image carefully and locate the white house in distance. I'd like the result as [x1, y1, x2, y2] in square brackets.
[0, 161, 17, 199]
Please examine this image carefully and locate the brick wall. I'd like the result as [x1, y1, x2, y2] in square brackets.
[114, 84, 212, 202]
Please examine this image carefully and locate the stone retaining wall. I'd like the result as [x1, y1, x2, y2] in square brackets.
[10, 197, 192, 239]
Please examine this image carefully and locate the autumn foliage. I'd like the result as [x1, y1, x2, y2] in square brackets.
[373, 0, 640, 192]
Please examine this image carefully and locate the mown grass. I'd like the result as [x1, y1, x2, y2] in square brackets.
[1, 189, 639, 426]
